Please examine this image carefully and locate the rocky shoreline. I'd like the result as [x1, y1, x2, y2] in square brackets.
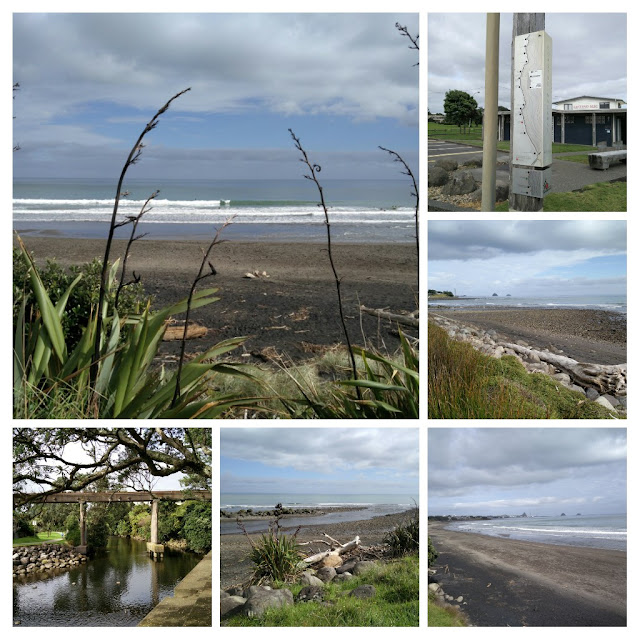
[13, 544, 87, 578]
[430, 311, 627, 414]
[220, 505, 367, 521]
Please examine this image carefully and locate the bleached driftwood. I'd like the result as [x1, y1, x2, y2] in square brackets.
[300, 535, 361, 566]
[503, 343, 627, 396]
[360, 306, 419, 328]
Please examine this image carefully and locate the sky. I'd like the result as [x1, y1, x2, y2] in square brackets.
[12, 12, 419, 180]
[428, 220, 627, 297]
[428, 13, 627, 113]
[220, 428, 419, 497]
[428, 428, 627, 516]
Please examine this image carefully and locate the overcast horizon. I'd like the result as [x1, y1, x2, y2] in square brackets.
[428, 13, 627, 114]
[221, 428, 419, 496]
[13, 13, 418, 180]
[428, 220, 626, 298]
[428, 429, 627, 516]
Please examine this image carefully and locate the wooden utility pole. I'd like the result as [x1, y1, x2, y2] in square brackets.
[482, 13, 500, 211]
[509, 13, 548, 211]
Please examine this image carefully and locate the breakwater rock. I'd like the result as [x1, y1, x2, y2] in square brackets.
[430, 313, 627, 414]
[13, 544, 87, 577]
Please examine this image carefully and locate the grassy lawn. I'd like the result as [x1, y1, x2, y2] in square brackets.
[428, 122, 483, 141]
[494, 181, 626, 212]
[428, 592, 468, 627]
[13, 532, 65, 547]
[225, 554, 419, 627]
[557, 154, 590, 164]
[428, 322, 621, 420]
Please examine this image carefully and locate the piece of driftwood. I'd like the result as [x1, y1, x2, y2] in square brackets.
[162, 321, 208, 341]
[503, 343, 627, 396]
[300, 535, 361, 566]
[360, 305, 419, 328]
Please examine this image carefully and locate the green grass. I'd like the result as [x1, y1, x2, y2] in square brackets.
[494, 181, 626, 212]
[225, 554, 419, 627]
[13, 532, 65, 547]
[428, 322, 620, 419]
[428, 592, 468, 626]
[557, 154, 590, 164]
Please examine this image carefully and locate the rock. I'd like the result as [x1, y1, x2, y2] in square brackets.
[429, 166, 449, 187]
[435, 158, 458, 172]
[428, 583, 441, 592]
[333, 572, 353, 582]
[595, 396, 615, 411]
[320, 553, 343, 568]
[586, 387, 600, 401]
[299, 572, 324, 587]
[335, 560, 357, 574]
[316, 567, 337, 583]
[463, 158, 482, 168]
[296, 586, 324, 603]
[220, 595, 247, 618]
[349, 584, 376, 599]
[243, 587, 293, 617]
[441, 171, 476, 196]
[468, 188, 482, 202]
[602, 393, 620, 407]
[569, 384, 586, 395]
[456, 596, 464, 603]
[495, 180, 510, 201]
[352, 561, 377, 576]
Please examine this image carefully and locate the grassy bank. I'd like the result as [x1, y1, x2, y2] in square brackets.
[494, 181, 626, 212]
[13, 532, 65, 546]
[428, 592, 468, 626]
[225, 554, 418, 627]
[427, 322, 616, 419]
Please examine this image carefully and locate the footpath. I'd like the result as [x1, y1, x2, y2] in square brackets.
[138, 551, 212, 627]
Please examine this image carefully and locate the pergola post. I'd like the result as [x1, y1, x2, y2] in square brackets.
[78, 501, 87, 553]
[146, 499, 164, 560]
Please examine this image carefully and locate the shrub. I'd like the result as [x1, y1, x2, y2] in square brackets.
[65, 513, 81, 546]
[87, 515, 110, 549]
[13, 512, 35, 538]
[181, 501, 212, 554]
[428, 537, 438, 566]
[384, 508, 419, 556]
[13, 249, 149, 350]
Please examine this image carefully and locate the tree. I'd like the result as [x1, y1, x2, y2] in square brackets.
[13, 428, 211, 506]
[444, 90, 479, 127]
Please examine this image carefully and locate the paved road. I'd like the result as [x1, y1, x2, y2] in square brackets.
[429, 139, 510, 165]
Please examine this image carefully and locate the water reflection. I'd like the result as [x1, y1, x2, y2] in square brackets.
[13, 537, 201, 627]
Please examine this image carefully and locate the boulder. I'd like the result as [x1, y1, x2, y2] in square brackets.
[333, 572, 353, 582]
[349, 584, 376, 599]
[335, 559, 358, 574]
[602, 393, 620, 407]
[316, 567, 337, 583]
[320, 553, 343, 568]
[441, 171, 476, 196]
[435, 158, 458, 172]
[296, 585, 325, 603]
[220, 595, 247, 618]
[585, 387, 600, 401]
[595, 396, 615, 411]
[495, 180, 510, 201]
[428, 166, 449, 187]
[352, 561, 378, 576]
[299, 571, 324, 587]
[243, 587, 293, 618]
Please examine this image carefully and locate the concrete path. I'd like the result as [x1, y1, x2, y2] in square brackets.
[138, 551, 212, 627]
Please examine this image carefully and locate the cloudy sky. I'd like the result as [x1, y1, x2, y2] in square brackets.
[428, 220, 626, 297]
[428, 428, 627, 516]
[220, 428, 419, 497]
[13, 12, 418, 179]
[428, 13, 627, 113]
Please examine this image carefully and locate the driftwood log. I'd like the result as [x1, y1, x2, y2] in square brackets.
[360, 306, 419, 328]
[299, 535, 361, 566]
[503, 343, 627, 396]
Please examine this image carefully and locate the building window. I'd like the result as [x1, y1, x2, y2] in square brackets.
[599, 102, 610, 109]
[595, 115, 607, 124]
[565, 115, 574, 124]
[564, 104, 573, 110]
[585, 115, 591, 124]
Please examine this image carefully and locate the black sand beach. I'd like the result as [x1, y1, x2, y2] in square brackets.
[16, 236, 418, 363]
[429, 308, 626, 365]
[429, 522, 626, 627]
[221, 510, 414, 589]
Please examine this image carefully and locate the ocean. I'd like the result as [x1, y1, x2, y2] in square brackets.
[428, 294, 626, 314]
[445, 514, 626, 551]
[13, 177, 417, 244]
[220, 493, 416, 535]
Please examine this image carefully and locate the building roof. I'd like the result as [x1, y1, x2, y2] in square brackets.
[554, 96, 626, 104]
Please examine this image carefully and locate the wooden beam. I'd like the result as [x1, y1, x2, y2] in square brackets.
[14, 490, 211, 506]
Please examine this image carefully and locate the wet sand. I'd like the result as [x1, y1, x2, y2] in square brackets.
[17, 236, 418, 362]
[429, 522, 626, 626]
[221, 510, 415, 589]
[428, 308, 626, 365]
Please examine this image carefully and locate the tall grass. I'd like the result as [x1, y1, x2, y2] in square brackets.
[428, 322, 618, 419]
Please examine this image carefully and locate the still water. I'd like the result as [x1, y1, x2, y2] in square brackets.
[13, 537, 201, 627]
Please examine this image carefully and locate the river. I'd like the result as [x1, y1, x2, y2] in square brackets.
[13, 537, 201, 626]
